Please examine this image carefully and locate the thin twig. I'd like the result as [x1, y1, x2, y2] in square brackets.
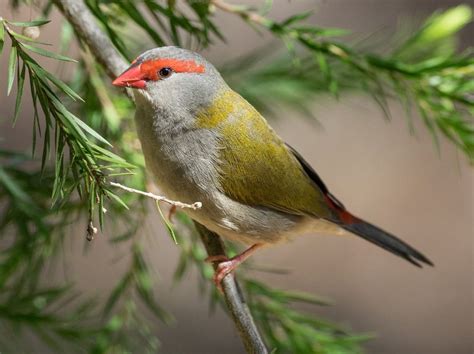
[110, 181, 202, 210]
[52, 1, 268, 353]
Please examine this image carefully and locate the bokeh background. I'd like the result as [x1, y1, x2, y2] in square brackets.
[0, 1, 472, 353]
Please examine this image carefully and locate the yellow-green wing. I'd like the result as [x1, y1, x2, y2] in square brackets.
[196, 89, 334, 219]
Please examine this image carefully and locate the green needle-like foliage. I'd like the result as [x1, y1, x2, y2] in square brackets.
[1, 18, 135, 231]
[0, 1, 472, 353]
[224, 4, 473, 160]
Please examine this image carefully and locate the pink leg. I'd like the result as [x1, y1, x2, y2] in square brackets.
[205, 254, 229, 263]
[205, 243, 263, 288]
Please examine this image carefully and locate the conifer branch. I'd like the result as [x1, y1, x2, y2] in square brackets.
[3, 1, 470, 352]
[212, 0, 474, 161]
[52, 1, 268, 352]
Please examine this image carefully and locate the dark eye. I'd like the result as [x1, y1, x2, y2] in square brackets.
[158, 67, 173, 79]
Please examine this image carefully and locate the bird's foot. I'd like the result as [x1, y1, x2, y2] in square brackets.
[204, 243, 263, 289]
[213, 258, 240, 288]
[205, 255, 234, 290]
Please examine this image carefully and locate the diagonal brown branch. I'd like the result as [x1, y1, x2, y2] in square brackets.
[52, 0, 268, 352]
[194, 223, 268, 354]
[53, 0, 127, 78]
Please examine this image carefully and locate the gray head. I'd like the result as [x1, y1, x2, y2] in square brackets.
[113, 46, 225, 113]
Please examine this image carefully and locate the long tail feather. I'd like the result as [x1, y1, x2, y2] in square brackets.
[341, 217, 434, 267]
[322, 191, 433, 267]
[288, 144, 434, 267]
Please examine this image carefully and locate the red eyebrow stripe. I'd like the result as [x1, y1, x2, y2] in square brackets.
[141, 58, 205, 80]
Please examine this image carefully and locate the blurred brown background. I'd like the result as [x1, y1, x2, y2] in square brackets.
[0, 1, 472, 353]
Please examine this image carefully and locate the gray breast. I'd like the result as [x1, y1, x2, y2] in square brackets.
[133, 93, 306, 245]
[134, 96, 225, 226]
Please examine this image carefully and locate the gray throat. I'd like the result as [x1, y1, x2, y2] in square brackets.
[133, 91, 222, 210]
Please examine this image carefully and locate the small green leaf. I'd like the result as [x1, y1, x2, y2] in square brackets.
[0, 166, 32, 204]
[13, 63, 26, 125]
[26, 61, 83, 101]
[421, 5, 472, 42]
[173, 253, 189, 282]
[48, 74, 83, 101]
[9, 19, 51, 27]
[9, 29, 51, 44]
[73, 117, 112, 147]
[105, 315, 123, 332]
[21, 43, 77, 62]
[91, 144, 136, 168]
[0, 22, 4, 54]
[7, 46, 17, 95]
[103, 272, 133, 316]
[106, 190, 130, 210]
[98, 193, 104, 228]
[117, 1, 165, 46]
[279, 290, 332, 306]
[155, 201, 178, 244]
[294, 26, 350, 37]
[280, 11, 313, 27]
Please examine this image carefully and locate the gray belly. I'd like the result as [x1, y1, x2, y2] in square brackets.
[134, 110, 310, 245]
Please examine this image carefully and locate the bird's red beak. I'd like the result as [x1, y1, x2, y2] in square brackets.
[112, 65, 147, 89]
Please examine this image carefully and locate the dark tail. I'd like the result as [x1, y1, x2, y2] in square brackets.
[322, 191, 433, 267]
[341, 218, 433, 267]
[287, 143, 434, 267]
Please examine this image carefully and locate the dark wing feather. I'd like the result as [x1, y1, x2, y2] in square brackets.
[286, 143, 345, 210]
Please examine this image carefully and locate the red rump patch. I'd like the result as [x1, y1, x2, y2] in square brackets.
[324, 194, 357, 224]
[140, 58, 205, 80]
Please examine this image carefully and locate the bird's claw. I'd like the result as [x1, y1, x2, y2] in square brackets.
[204, 255, 238, 291]
[213, 260, 238, 291]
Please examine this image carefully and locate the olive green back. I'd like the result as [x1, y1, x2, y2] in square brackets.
[196, 89, 334, 219]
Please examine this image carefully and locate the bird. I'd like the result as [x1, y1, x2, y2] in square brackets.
[112, 46, 433, 286]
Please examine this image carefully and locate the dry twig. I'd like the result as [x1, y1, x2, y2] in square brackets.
[110, 181, 202, 210]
